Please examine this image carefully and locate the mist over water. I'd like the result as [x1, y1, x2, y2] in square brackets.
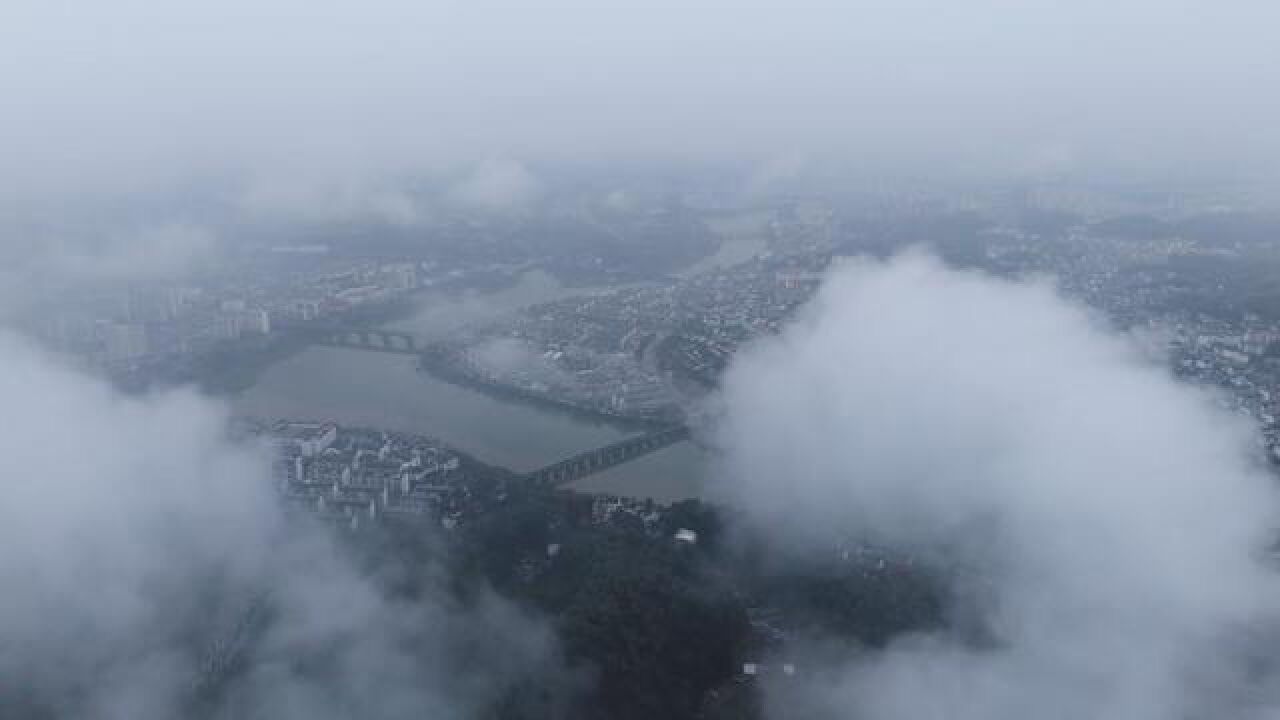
[383, 270, 583, 338]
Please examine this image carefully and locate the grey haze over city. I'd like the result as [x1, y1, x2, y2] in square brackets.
[3, 1, 1280, 719]
[4, 1, 1279, 200]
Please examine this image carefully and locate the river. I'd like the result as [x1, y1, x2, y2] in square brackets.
[232, 269, 715, 502]
[676, 211, 771, 277]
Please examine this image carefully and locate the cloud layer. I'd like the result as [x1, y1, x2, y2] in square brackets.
[3, 0, 1278, 194]
[0, 332, 560, 719]
[717, 252, 1280, 719]
[3, 0, 1278, 301]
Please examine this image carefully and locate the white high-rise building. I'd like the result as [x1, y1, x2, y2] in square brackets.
[381, 263, 417, 290]
[239, 309, 271, 335]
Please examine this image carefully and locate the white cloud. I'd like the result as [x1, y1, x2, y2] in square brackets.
[54, 223, 218, 280]
[238, 176, 426, 227]
[448, 158, 541, 214]
[716, 252, 1280, 719]
[0, 332, 560, 718]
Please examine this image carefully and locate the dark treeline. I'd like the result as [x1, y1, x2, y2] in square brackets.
[64, 480, 953, 720]
[343, 482, 946, 720]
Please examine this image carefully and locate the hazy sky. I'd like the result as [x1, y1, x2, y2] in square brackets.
[3, 0, 1279, 199]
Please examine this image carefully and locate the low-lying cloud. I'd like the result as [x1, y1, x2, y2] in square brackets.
[52, 223, 219, 280]
[0, 332, 562, 719]
[469, 337, 575, 388]
[238, 176, 427, 227]
[447, 158, 542, 215]
[0, 223, 219, 319]
[717, 252, 1280, 719]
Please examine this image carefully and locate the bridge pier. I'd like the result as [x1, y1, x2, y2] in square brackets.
[309, 326, 427, 356]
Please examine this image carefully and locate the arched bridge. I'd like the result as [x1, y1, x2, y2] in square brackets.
[307, 325, 425, 354]
[526, 425, 691, 486]
[298, 323, 693, 486]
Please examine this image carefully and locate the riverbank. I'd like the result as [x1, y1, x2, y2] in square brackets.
[189, 271, 536, 396]
[236, 414, 522, 483]
[228, 264, 710, 495]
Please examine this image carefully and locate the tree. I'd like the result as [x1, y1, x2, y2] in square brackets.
[558, 535, 749, 720]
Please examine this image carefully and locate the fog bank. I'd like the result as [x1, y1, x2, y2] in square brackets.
[0, 332, 562, 719]
[717, 252, 1280, 719]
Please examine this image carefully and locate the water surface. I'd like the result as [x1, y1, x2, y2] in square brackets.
[234, 270, 710, 498]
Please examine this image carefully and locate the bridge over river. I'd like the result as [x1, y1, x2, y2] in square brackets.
[295, 322, 694, 487]
[525, 425, 691, 486]
[306, 325, 424, 354]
